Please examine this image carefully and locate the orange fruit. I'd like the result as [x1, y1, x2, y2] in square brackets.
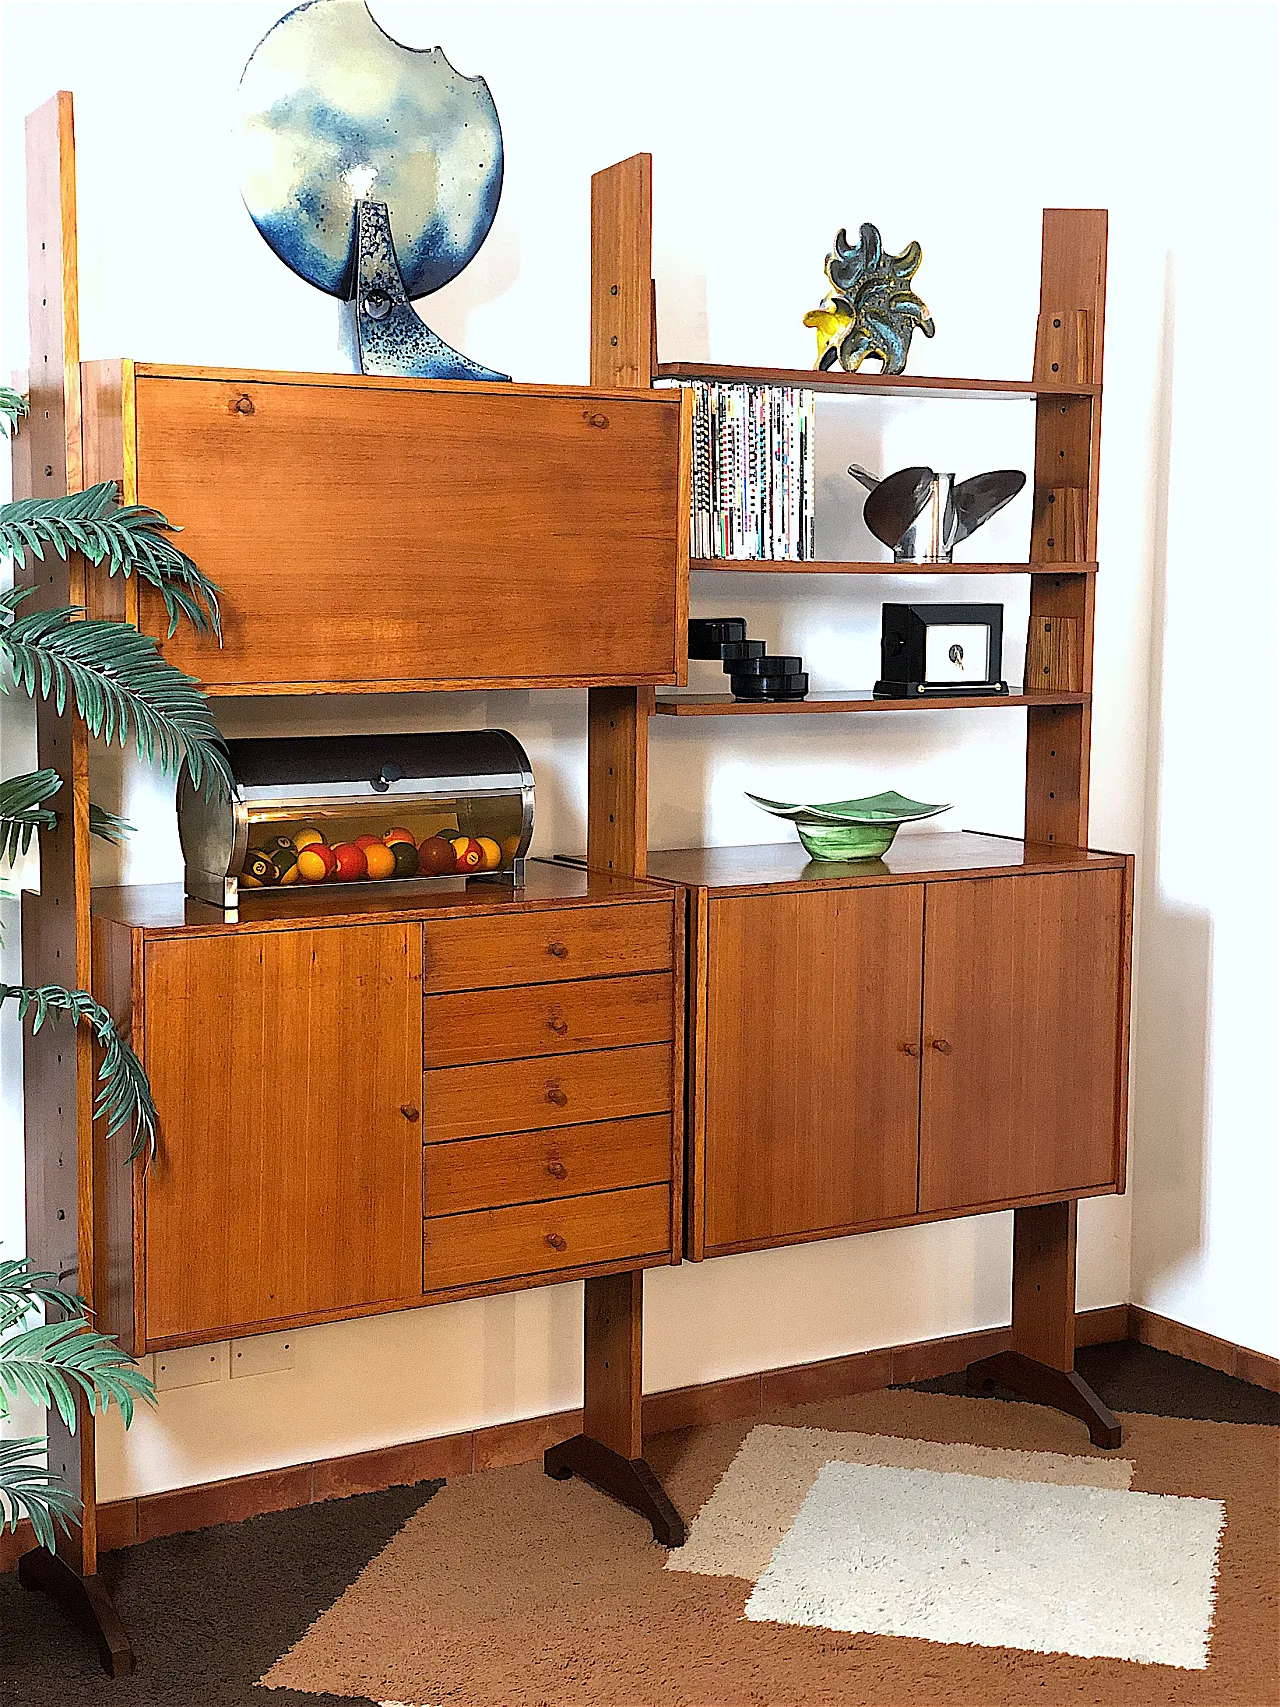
[451, 835, 484, 870]
[296, 845, 335, 883]
[475, 836, 502, 871]
[293, 828, 325, 850]
[383, 826, 416, 845]
[363, 842, 396, 880]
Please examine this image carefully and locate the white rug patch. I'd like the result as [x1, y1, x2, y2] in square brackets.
[668, 1423, 1134, 1583]
[745, 1460, 1224, 1670]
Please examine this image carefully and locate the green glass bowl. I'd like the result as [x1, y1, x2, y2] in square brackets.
[745, 788, 951, 863]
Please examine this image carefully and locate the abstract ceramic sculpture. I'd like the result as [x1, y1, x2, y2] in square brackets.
[848, 464, 1026, 563]
[803, 224, 935, 375]
[745, 789, 950, 860]
[237, 0, 509, 379]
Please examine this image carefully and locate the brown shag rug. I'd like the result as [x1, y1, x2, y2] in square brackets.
[263, 1388, 1279, 1707]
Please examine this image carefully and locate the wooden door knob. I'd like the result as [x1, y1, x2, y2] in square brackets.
[930, 1038, 952, 1054]
[547, 1016, 570, 1035]
[399, 1104, 421, 1121]
[546, 1159, 568, 1179]
[545, 1232, 567, 1251]
[899, 1042, 922, 1057]
[546, 1085, 569, 1107]
[547, 941, 569, 959]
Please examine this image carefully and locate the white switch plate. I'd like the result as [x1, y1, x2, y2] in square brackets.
[230, 1332, 296, 1378]
[153, 1343, 227, 1391]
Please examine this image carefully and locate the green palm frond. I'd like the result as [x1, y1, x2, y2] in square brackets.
[89, 801, 135, 844]
[0, 982, 158, 1163]
[0, 388, 28, 435]
[0, 1258, 81, 1334]
[0, 769, 61, 865]
[1, 590, 231, 802]
[0, 1318, 155, 1432]
[0, 481, 221, 640]
[0, 1438, 80, 1551]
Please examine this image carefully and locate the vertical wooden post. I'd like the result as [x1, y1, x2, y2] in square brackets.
[13, 91, 135, 1674]
[546, 155, 684, 1544]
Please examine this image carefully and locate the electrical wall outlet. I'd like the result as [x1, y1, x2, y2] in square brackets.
[153, 1343, 227, 1391]
[230, 1332, 296, 1378]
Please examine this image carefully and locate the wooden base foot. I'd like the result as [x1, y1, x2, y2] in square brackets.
[966, 1349, 1123, 1449]
[17, 1545, 135, 1677]
[545, 1433, 686, 1547]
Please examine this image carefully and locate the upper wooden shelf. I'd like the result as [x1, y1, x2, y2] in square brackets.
[654, 362, 1101, 401]
[690, 560, 1097, 576]
[654, 690, 1089, 717]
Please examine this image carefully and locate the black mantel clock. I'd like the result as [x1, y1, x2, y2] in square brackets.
[874, 602, 1009, 698]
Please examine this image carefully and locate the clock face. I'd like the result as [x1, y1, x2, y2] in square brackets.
[924, 623, 991, 683]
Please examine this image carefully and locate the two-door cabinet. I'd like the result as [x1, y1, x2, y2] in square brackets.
[646, 833, 1132, 1261]
[90, 863, 683, 1354]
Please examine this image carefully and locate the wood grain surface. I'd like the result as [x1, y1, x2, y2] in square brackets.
[423, 1044, 673, 1143]
[422, 1185, 669, 1293]
[424, 1117, 671, 1216]
[423, 973, 673, 1067]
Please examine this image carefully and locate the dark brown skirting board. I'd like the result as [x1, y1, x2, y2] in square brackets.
[5, 1300, 1275, 1572]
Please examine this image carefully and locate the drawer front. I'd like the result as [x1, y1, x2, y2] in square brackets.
[423, 972, 673, 1067]
[425, 1116, 672, 1215]
[422, 902, 672, 993]
[423, 1183, 670, 1292]
[423, 1043, 673, 1143]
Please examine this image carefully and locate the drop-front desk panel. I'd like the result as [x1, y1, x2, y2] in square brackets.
[91, 864, 683, 1353]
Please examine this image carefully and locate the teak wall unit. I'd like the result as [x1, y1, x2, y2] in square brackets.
[591, 151, 1130, 1450]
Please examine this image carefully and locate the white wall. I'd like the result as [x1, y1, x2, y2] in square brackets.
[2, 1, 1274, 1502]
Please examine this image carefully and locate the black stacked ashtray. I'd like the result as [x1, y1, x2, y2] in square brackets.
[688, 619, 809, 703]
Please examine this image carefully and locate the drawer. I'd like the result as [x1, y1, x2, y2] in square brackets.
[423, 1043, 673, 1143]
[424, 1116, 672, 1215]
[423, 972, 673, 1067]
[423, 1183, 670, 1292]
[421, 902, 672, 993]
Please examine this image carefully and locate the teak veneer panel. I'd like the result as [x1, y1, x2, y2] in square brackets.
[701, 886, 923, 1251]
[140, 924, 423, 1346]
[422, 1044, 674, 1143]
[423, 973, 673, 1067]
[424, 1116, 671, 1215]
[918, 867, 1126, 1211]
[421, 901, 674, 992]
[89, 365, 685, 692]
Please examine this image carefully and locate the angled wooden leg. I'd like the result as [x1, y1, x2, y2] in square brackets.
[545, 1269, 686, 1546]
[18, 1545, 135, 1677]
[966, 1200, 1122, 1450]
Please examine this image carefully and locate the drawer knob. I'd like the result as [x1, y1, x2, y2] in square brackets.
[546, 1085, 569, 1107]
[899, 1042, 922, 1057]
[930, 1038, 952, 1054]
[547, 941, 569, 959]
[545, 1232, 567, 1251]
[547, 1016, 570, 1036]
[546, 1159, 568, 1179]
[400, 1104, 421, 1122]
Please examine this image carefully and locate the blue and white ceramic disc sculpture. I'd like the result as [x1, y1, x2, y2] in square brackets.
[237, 0, 508, 379]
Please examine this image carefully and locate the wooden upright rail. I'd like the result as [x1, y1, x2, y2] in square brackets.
[13, 92, 136, 1673]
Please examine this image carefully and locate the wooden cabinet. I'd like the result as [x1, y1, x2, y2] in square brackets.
[138, 924, 424, 1344]
[918, 868, 1127, 1212]
[80, 362, 689, 696]
[91, 865, 683, 1351]
[700, 886, 922, 1249]
[653, 834, 1133, 1260]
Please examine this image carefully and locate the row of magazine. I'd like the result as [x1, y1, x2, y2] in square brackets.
[655, 380, 816, 562]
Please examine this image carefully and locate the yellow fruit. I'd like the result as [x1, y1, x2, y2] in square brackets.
[363, 841, 397, 880]
[293, 828, 325, 850]
[475, 836, 502, 871]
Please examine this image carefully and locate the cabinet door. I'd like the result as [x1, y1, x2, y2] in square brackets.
[142, 923, 423, 1343]
[702, 886, 923, 1251]
[919, 869, 1124, 1214]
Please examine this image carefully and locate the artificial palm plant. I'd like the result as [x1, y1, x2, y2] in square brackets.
[0, 381, 229, 1550]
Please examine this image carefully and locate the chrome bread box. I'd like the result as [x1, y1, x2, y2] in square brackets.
[178, 730, 533, 909]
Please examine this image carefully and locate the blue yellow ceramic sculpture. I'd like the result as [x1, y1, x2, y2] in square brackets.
[236, 0, 508, 379]
[804, 225, 935, 376]
[746, 789, 950, 860]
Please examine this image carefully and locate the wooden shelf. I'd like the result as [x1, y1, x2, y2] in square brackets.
[690, 559, 1097, 576]
[653, 690, 1090, 717]
[654, 362, 1100, 401]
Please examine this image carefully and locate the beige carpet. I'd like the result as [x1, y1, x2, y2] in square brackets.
[263, 1388, 1280, 1706]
